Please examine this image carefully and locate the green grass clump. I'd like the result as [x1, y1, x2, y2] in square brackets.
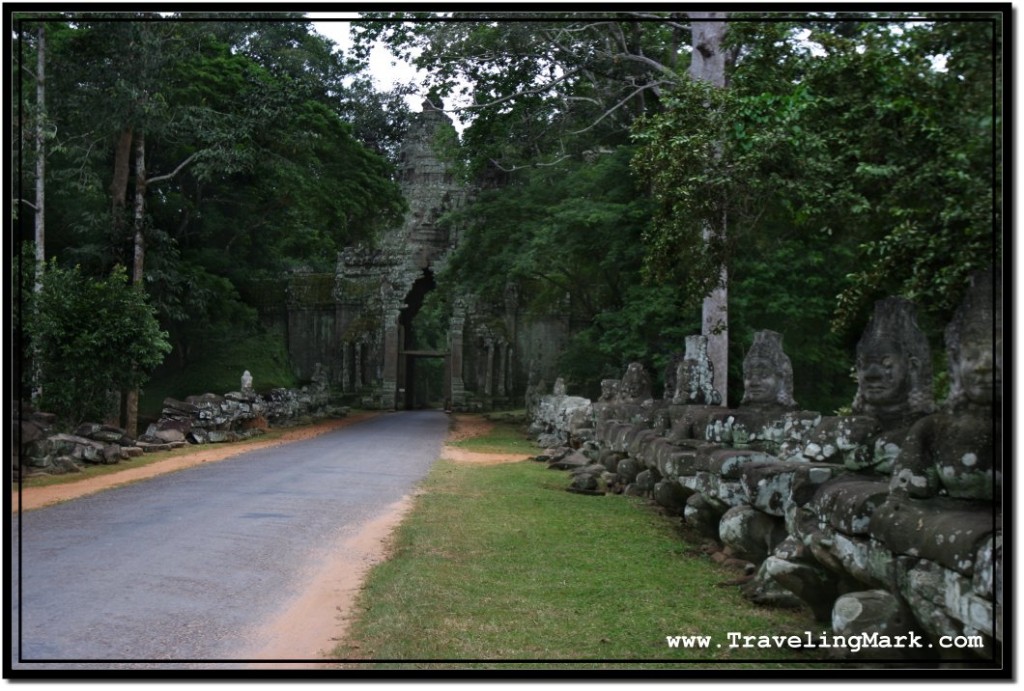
[446, 419, 536, 455]
[332, 456, 830, 671]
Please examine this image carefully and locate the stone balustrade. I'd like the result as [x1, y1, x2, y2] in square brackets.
[529, 269, 1001, 662]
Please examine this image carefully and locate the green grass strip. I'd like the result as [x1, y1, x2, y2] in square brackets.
[333, 442, 832, 671]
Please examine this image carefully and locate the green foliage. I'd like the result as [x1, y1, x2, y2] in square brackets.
[26, 262, 171, 427]
[440, 146, 681, 390]
[354, 12, 690, 175]
[634, 16, 1000, 335]
[15, 16, 410, 403]
[139, 324, 298, 419]
[729, 234, 859, 412]
[444, 146, 652, 312]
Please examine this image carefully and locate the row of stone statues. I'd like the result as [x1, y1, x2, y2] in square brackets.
[532, 267, 1001, 660]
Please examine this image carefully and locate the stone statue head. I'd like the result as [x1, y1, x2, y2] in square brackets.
[945, 268, 1001, 411]
[620, 362, 652, 402]
[673, 335, 721, 405]
[599, 379, 621, 402]
[553, 377, 567, 397]
[852, 297, 933, 421]
[740, 330, 797, 409]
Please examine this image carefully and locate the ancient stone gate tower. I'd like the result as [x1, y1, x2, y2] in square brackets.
[283, 102, 569, 410]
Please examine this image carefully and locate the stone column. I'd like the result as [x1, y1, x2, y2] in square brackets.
[449, 307, 466, 408]
[354, 342, 363, 388]
[484, 338, 495, 397]
[496, 342, 508, 398]
[341, 342, 352, 393]
[381, 305, 401, 410]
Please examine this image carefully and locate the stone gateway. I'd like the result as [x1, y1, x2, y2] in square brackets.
[283, 102, 569, 411]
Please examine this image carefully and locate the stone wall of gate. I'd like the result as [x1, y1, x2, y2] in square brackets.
[283, 102, 571, 410]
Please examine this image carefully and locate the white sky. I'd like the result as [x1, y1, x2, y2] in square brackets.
[309, 15, 427, 111]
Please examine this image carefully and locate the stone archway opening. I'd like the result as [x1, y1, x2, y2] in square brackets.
[397, 269, 449, 410]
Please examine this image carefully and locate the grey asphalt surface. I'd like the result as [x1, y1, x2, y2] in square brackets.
[10, 410, 449, 672]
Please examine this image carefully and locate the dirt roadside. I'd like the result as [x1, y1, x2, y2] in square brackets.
[12, 413, 383, 513]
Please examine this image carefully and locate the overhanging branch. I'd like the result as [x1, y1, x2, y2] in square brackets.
[146, 151, 200, 187]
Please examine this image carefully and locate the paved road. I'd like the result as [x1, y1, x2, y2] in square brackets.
[10, 410, 449, 671]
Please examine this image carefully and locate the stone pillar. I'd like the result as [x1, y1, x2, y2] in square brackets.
[484, 338, 495, 397]
[354, 342, 363, 388]
[449, 307, 466, 408]
[496, 343, 508, 398]
[381, 305, 401, 410]
[341, 343, 352, 393]
[443, 354, 453, 409]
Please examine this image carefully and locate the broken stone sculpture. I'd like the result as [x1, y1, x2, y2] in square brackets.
[673, 335, 721, 406]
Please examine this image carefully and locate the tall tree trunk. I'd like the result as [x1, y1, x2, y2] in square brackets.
[688, 12, 729, 405]
[110, 128, 133, 220]
[132, 131, 147, 285]
[123, 131, 147, 437]
[104, 129, 134, 429]
[31, 24, 46, 404]
[33, 25, 45, 295]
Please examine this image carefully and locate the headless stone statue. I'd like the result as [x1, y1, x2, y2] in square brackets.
[665, 335, 720, 441]
[674, 335, 721, 406]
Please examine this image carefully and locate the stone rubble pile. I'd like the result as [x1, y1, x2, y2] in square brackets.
[529, 269, 1002, 663]
[16, 364, 348, 476]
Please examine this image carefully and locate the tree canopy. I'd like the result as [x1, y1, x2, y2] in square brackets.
[13, 11, 1003, 419]
[13, 13, 410, 421]
[366, 10, 1002, 408]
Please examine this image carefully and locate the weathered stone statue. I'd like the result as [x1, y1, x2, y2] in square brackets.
[619, 362, 652, 402]
[890, 269, 1001, 502]
[599, 378, 620, 402]
[791, 297, 933, 472]
[761, 301, 937, 622]
[240, 370, 254, 395]
[663, 335, 720, 441]
[705, 330, 799, 450]
[740, 330, 797, 410]
[851, 297, 934, 429]
[673, 335, 721, 406]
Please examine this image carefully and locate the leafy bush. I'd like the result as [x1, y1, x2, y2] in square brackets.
[26, 262, 171, 427]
